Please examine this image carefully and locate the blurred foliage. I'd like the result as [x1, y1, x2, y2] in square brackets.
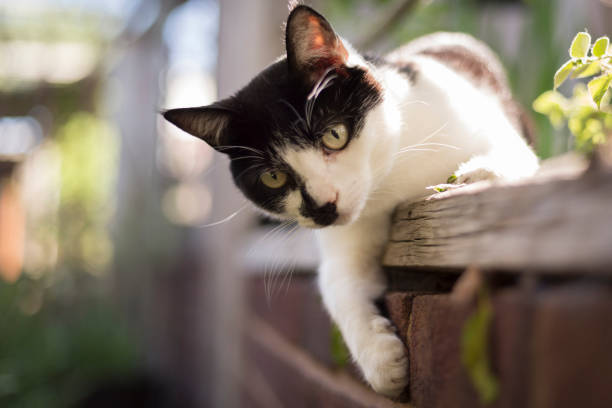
[330, 323, 351, 368]
[0, 2, 164, 407]
[0, 11, 111, 44]
[534, 32, 612, 152]
[56, 112, 118, 275]
[461, 288, 499, 405]
[0, 278, 141, 408]
[0, 109, 136, 407]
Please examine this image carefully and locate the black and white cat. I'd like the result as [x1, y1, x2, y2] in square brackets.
[163, 5, 538, 397]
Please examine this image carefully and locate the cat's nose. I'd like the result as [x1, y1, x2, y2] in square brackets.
[312, 202, 338, 226]
[330, 191, 339, 205]
[299, 187, 339, 226]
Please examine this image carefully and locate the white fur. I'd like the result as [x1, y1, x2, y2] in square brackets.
[279, 39, 538, 397]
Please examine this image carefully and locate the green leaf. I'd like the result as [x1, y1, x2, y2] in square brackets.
[330, 323, 350, 368]
[553, 60, 574, 89]
[588, 74, 612, 108]
[532, 91, 569, 128]
[447, 174, 457, 183]
[532, 90, 565, 113]
[461, 289, 499, 405]
[570, 32, 591, 59]
[571, 60, 601, 79]
[601, 87, 612, 110]
[592, 36, 609, 58]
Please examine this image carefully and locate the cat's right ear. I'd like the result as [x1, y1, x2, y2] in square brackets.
[285, 5, 348, 86]
[162, 103, 233, 152]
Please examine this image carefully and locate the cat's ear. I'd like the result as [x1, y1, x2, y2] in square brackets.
[285, 5, 348, 85]
[163, 101, 234, 152]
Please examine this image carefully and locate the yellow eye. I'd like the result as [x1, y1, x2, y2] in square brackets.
[260, 170, 287, 189]
[322, 123, 349, 150]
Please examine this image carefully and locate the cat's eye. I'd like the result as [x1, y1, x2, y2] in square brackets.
[260, 170, 287, 189]
[321, 123, 349, 151]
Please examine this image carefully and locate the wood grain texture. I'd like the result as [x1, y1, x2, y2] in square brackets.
[383, 166, 612, 273]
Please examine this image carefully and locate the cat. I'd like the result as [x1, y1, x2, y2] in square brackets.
[163, 4, 538, 397]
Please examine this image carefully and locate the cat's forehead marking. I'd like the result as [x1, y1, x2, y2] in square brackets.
[282, 147, 326, 178]
[282, 146, 339, 205]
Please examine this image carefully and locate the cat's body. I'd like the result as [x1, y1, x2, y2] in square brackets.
[164, 5, 538, 397]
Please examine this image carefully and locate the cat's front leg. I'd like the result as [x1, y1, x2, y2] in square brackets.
[432, 143, 539, 192]
[316, 214, 408, 397]
[453, 143, 539, 184]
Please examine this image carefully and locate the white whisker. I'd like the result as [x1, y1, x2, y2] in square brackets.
[415, 122, 448, 145]
[216, 145, 265, 157]
[393, 148, 439, 157]
[400, 100, 430, 107]
[409, 142, 460, 150]
[195, 202, 250, 228]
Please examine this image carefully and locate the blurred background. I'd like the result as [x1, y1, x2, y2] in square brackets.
[0, 0, 610, 407]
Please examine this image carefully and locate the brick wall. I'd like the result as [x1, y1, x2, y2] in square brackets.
[242, 271, 612, 408]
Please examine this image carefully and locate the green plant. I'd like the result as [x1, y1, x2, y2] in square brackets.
[461, 288, 498, 405]
[534, 32, 612, 152]
[330, 323, 350, 368]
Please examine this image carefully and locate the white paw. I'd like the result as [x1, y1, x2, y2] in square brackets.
[357, 317, 408, 397]
[428, 167, 498, 192]
[453, 167, 498, 184]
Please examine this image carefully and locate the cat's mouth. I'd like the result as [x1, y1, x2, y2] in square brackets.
[299, 208, 355, 229]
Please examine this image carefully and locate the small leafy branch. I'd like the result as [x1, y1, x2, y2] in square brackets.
[534, 31, 612, 152]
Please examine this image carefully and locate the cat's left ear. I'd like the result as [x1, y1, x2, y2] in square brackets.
[285, 5, 349, 86]
[163, 101, 234, 152]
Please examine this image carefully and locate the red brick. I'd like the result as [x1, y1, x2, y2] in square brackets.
[490, 288, 533, 408]
[243, 316, 408, 408]
[247, 274, 335, 366]
[407, 294, 479, 408]
[407, 289, 536, 408]
[384, 292, 414, 346]
[531, 284, 612, 408]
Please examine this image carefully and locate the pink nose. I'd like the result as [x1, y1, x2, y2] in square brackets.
[307, 185, 338, 207]
[329, 191, 339, 205]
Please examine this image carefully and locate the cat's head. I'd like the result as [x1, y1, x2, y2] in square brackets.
[163, 5, 399, 228]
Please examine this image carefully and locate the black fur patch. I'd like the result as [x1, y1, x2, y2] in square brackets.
[396, 61, 418, 83]
[299, 186, 338, 226]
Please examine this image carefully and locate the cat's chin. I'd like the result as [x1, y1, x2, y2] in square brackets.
[335, 211, 356, 226]
[296, 215, 351, 229]
[298, 211, 358, 229]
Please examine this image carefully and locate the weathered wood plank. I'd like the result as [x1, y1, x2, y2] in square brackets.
[383, 167, 612, 273]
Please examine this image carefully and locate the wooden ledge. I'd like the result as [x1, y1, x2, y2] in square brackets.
[382, 153, 612, 274]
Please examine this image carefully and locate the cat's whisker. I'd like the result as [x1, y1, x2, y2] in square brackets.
[216, 145, 265, 157]
[307, 67, 336, 100]
[278, 99, 307, 130]
[195, 202, 250, 228]
[272, 223, 300, 300]
[235, 163, 266, 181]
[258, 219, 297, 303]
[255, 220, 296, 254]
[393, 147, 440, 157]
[399, 99, 431, 107]
[266, 223, 299, 302]
[281, 231, 300, 296]
[392, 142, 460, 158]
[230, 155, 267, 162]
[414, 122, 449, 145]
[407, 142, 460, 150]
[305, 68, 337, 128]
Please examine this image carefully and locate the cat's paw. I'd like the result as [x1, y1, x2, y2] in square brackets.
[452, 167, 497, 184]
[358, 317, 408, 397]
[428, 167, 498, 192]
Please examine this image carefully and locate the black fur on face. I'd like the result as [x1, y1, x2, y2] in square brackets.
[163, 5, 382, 224]
[221, 59, 382, 218]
